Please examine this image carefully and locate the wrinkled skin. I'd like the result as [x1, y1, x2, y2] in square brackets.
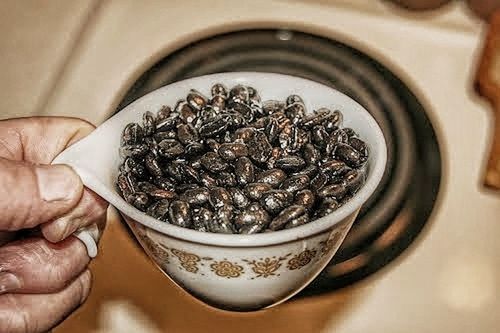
[0, 117, 108, 333]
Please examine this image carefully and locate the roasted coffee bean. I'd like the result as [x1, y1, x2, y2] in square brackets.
[199, 171, 218, 188]
[312, 125, 329, 149]
[142, 111, 156, 136]
[146, 199, 170, 221]
[211, 83, 228, 97]
[209, 216, 235, 234]
[317, 183, 347, 200]
[158, 139, 184, 159]
[117, 173, 134, 198]
[321, 160, 350, 180]
[302, 143, 321, 165]
[145, 153, 163, 178]
[138, 181, 158, 193]
[284, 214, 310, 229]
[316, 198, 339, 217]
[177, 124, 199, 145]
[255, 168, 287, 187]
[122, 123, 144, 145]
[285, 102, 305, 121]
[169, 201, 192, 228]
[165, 161, 186, 182]
[185, 142, 205, 156]
[216, 171, 237, 187]
[180, 187, 210, 205]
[343, 169, 365, 193]
[311, 172, 328, 191]
[127, 192, 149, 211]
[219, 142, 248, 160]
[229, 85, 249, 103]
[235, 157, 255, 186]
[248, 131, 272, 163]
[286, 94, 303, 106]
[154, 177, 177, 191]
[294, 190, 315, 210]
[192, 207, 212, 232]
[199, 115, 229, 138]
[154, 130, 177, 142]
[234, 127, 255, 142]
[292, 164, 318, 179]
[175, 183, 199, 193]
[187, 89, 208, 111]
[200, 152, 228, 172]
[235, 203, 270, 228]
[269, 205, 306, 231]
[120, 144, 148, 158]
[275, 156, 306, 172]
[260, 190, 293, 215]
[156, 115, 179, 132]
[209, 187, 232, 208]
[156, 105, 172, 121]
[280, 174, 310, 193]
[335, 143, 365, 168]
[211, 95, 226, 112]
[124, 157, 147, 178]
[326, 129, 349, 155]
[117, 84, 370, 233]
[228, 187, 250, 209]
[244, 183, 272, 200]
[150, 189, 177, 200]
[262, 100, 285, 115]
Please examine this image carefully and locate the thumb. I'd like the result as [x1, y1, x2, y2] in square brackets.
[0, 158, 83, 231]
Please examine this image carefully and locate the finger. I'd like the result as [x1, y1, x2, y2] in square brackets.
[41, 188, 108, 243]
[0, 158, 83, 231]
[0, 117, 95, 163]
[0, 269, 91, 333]
[0, 237, 89, 294]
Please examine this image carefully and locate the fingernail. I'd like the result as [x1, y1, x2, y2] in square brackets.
[0, 272, 21, 294]
[36, 165, 82, 202]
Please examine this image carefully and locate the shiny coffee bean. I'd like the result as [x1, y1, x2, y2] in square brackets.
[158, 139, 184, 159]
[218, 142, 248, 160]
[235, 157, 255, 186]
[122, 123, 144, 145]
[326, 129, 349, 155]
[244, 183, 272, 200]
[269, 205, 306, 231]
[260, 190, 293, 215]
[284, 214, 310, 229]
[211, 83, 228, 97]
[209, 187, 232, 208]
[177, 124, 199, 145]
[142, 111, 156, 136]
[199, 115, 229, 138]
[156, 105, 172, 121]
[248, 131, 272, 163]
[234, 203, 270, 228]
[187, 89, 208, 111]
[200, 152, 228, 172]
[228, 187, 250, 209]
[335, 143, 365, 168]
[154, 177, 177, 191]
[294, 190, 315, 210]
[321, 160, 350, 180]
[168, 201, 192, 228]
[343, 169, 365, 193]
[255, 168, 287, 187]
[154, 130, 177, 142]
[146, 199, 170, 221]
[199, 171, 218, 188]
[317, 183, 347, 200]
[149, 189, 177, 200]
[120, 144, 148, 158]
[156, 115, 179, 132]
[145, 153, 163, 178]
[180, 187, 210, 206]
[262, 100, 285, 115]
[124, 157, 147, 178]
[275, 156, 306, 173]
[302, 143, 321, 165]
[316, 198, 339, 217]
[127, 192, 149, 211]
[311, 172, 328, 191]
[292, 165, 318, 179]
[192, 207, 213, 232]
[280, 174, 310, 193]
[216, 171, 237, 187]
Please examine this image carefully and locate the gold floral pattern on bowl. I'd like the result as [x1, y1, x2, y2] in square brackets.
[286, 249, 318, 270]
[243, 255, 291, 278]
[170, 248, 202, 273]
[210, 260, 244, 278]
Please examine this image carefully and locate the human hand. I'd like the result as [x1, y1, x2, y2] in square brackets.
[0, 117, 108, 333]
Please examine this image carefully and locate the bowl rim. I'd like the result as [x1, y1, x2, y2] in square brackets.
[117, 72, 387, 247]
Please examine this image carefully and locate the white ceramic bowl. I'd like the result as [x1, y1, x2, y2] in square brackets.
[53, 72, 387, 311]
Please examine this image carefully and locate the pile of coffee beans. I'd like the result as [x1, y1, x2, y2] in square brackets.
[117, 84, 369, 234]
